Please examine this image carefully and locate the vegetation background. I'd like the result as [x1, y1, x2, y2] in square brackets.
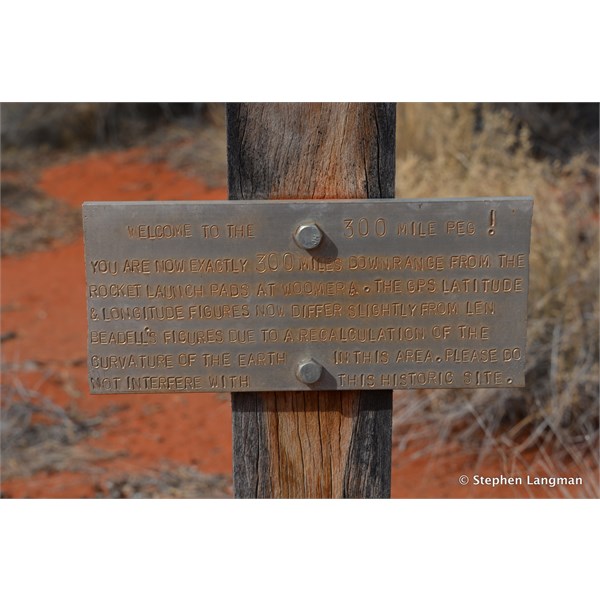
[394, 103, 598, 496]
[1, 102, 598, 498]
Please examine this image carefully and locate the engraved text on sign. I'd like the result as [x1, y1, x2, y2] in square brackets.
[83, 198, 533, 393]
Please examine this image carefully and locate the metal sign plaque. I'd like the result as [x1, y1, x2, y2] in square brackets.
[83, 197, 533, 393]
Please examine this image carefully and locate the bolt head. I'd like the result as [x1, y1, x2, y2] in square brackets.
[294, 223, 323, 250]
[296, 359, 323, 384]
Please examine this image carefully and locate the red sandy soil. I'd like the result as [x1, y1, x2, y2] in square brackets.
[1, 147, 592, 499]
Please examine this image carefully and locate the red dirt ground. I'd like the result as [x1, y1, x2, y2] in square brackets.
[1, 147, 591, 499]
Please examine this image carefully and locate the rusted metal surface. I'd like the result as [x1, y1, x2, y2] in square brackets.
[83, 197, 533, 393]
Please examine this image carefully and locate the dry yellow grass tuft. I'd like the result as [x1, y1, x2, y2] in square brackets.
[394, 103, 599, 487]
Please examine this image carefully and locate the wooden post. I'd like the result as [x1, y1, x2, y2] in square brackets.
[227, 103, 396, 498]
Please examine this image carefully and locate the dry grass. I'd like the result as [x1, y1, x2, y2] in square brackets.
[393, 103, 599, 493]
[143, 115, 228, 189]
[0, 375, 121, 480]
[1, 180, 82, 256]
[96, 465, 231, 499]
[1, 371, 232, 498]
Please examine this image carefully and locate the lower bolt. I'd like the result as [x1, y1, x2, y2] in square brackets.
[295, 359, 323, 384]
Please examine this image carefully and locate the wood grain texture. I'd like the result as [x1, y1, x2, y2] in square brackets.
[227, 103, 395, 498]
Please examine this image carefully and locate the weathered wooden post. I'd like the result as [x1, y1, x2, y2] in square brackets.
[226, 103, 396, 498]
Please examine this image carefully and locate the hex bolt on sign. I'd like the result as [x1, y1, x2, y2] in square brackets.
[296, 358, 323, 384]
[294, 223, 323, 250]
